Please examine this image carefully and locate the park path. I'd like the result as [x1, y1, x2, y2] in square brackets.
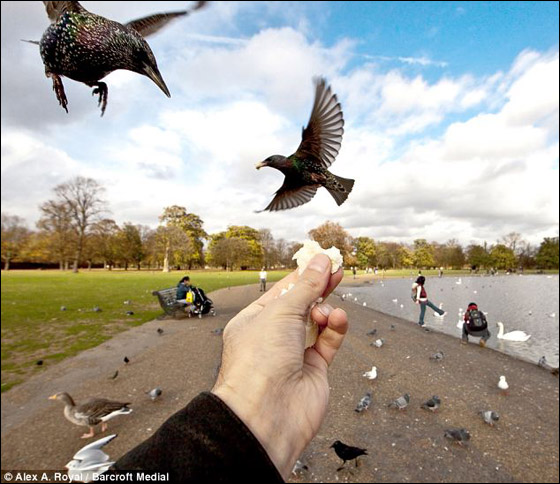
[1, 280, 558, 482]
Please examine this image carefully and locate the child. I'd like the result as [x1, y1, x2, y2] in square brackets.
[462, 302, 491, 346]
[413, 276, 445, 326]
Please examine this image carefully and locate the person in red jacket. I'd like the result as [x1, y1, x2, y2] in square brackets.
[412, 276, 445, 326]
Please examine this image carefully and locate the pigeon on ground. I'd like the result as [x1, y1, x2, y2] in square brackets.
[362, 366, 377, 380]
[498, 375, 509, 394]
[366, 329, 377, 336]
[60, 305, 67, 311]
[123, 300, 131, 305]
[355, 392, 372, 413]
[291, 459, 309, 477]
[146, 388, 162, 401]
[390, 324, 396, 331]
[36, 360, 44, 366]
[123, 356, 130, 364]
[430, 351, 444, 361]
[371, 338, 385, 348]
[93, 306, 102, 312]
[444, 428, 471, 446]
[538, 356, 547, 367]
[478, 410, 499, 426]
[388, 393, 410, 410]
[29, 1, 207, 115]
[330, 440, 368, 471]
[157, 328, 164, 335]
[421, 395, 441, 412]
[66, 434, 117, 483]
[255, 77, 354, 211]
[125, 311, 134, 316]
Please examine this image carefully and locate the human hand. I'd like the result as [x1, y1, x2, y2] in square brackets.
[211, 254, 348, 478]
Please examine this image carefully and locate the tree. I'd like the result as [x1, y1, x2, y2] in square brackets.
[259, 228, 275, 268]
[489, 244, 516, 270]
[308, 221, 352, 262]
[1, 214, 30, 270]
[207, 236, 252, 270]
[413, 239, 435, 268]
[443, 239, 465, 269]
[500, 232, 523, 255]
[154, 225, 194, 272]
[37, 200, 75, 270]
[117, 223, 144, 270]
[354, 236, 376, 269]
[52, 177, 107, 272]
[466, 243, 491, 269]
[159, 206, 207, 268]
[224, 226, 263, 268]
[89, 219, 120, 269]
[535, 237, 559, 269]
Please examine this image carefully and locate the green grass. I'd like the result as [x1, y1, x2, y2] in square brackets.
[1, 269, 289, 392]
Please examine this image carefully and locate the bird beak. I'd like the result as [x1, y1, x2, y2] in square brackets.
[48, 394, 57, 400]
[142, 64, 171, 98]
[255, 161, 267, 170]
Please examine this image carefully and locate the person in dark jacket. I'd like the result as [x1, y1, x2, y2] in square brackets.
[462, 302, 491, 346]
[112, 254, 348, 482]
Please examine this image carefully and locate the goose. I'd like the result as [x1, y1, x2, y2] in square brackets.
[49, 392, 132, 438]
[496, 322, 531, 342]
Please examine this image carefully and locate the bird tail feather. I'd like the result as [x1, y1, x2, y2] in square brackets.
[327, 174, 355, 206]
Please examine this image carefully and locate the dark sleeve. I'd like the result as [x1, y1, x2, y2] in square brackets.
[112, 392, 284, 483]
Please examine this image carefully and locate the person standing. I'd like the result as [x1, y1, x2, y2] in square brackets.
[259, 267, 268, 292]
[412, 276, 445, 326]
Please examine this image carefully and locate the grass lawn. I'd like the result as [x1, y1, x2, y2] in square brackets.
[1, 269, 289, 392]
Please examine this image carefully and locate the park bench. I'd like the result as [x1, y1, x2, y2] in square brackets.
[152, 287, 192, 319]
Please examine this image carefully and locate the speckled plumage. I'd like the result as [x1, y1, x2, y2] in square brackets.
[256, 77, 355, 211]
[36, 1, 207, 115]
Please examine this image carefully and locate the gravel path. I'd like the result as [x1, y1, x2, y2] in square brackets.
[1, 281, 558, 482]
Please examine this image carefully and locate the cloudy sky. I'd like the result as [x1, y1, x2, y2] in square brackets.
[1, 1, 558, 247]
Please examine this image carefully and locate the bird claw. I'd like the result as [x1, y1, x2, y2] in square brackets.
[49, 73, 68, 113]
[91, 82, 108, 116]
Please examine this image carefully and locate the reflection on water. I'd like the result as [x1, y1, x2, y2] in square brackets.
[339, 274, 559, 367]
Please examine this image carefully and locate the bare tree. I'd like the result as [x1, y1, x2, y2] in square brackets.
[53, 177, 107, 272]
[37, 200, 75, 270]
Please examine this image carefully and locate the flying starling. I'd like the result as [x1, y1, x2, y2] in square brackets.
[256, 77, 354, 211]
[33, 1, 207, 116]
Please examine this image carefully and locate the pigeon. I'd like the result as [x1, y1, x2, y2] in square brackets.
[355, 392, 372, 413]
[291, 459, 309, 477]
[479, 410, 499, 426]
[60, 305, 67, 311]
[146, 388, 162, 401]
[444, 428, 471, 446]
[66, 434, 116, 483]
[108, 370, 118, 380]
[498, 375, 509, 394]
[123, 300, 131, 305]
[255, 77, 354, 211]
[421, 395, 441, 412]
[362, 366, 377, 380]
[430, 351, 444, 361]
[157, 328, 164, 335]
[93, 306, 102, 312]
[36, 360, 44, 366]
[366, 329, 377, 336]
[125, 311, 134, 316]
[123, 356, 130, 365]
[330, 440, 368, 471]
[388, 393, 410, 410]
[30, 1, 207, 116]
[372, 338, 385, 348]
[538, 356, 547, 367]
[390, 324, 396, 331]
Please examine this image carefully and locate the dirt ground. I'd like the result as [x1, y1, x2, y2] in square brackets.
[1, 280, 558, 483]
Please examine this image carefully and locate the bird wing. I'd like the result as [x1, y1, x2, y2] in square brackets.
[76, 399, 130, 421]
[43, 1, 86, 23]
[294, 77, 344, 169]
[72, 435, 117, 461]
[125, 2, 207, 37]
[259, 181, 318, 212]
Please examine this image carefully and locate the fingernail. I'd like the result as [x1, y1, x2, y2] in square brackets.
[317, 303, 333, 317]
[307, 254, 331, 273]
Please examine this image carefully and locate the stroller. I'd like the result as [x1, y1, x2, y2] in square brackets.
[189, 286, 216, 318]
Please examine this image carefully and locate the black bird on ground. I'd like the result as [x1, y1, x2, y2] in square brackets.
[157, 328, 164, 335]
[330, 440, 368, 471]
[256, 77, 354, 211]
[123, 356, 130, 364]
[421, 395, 441, 412]
[28, 1, 207, 116]
[36, 360, 44, 366]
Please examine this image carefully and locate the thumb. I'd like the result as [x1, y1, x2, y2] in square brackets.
[282, 254, 332, 314]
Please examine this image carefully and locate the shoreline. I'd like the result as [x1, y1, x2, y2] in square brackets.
[1, 282, 558, 482]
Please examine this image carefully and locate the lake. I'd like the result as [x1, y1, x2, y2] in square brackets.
[338, 274, 559, 367]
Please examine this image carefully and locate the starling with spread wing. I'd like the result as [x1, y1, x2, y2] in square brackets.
[256, 77, 354, 211]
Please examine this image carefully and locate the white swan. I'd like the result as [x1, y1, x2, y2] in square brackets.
[496, 322, 531, 342]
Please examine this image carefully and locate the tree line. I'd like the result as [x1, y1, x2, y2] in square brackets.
[1, 177, 558, 272]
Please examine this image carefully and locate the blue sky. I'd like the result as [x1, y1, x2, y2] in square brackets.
[1, 1, 558, 247]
